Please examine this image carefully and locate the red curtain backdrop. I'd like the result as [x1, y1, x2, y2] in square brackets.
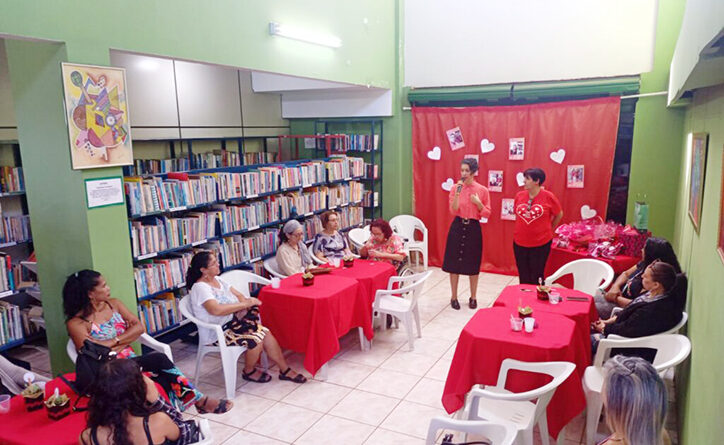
[412, 97, 621, 275]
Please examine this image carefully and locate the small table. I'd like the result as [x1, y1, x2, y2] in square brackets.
[258, 272, 370, 376]
[493, 284, 598, 365]
[545, 242, 640, 288]
[442, 307, 589, 440]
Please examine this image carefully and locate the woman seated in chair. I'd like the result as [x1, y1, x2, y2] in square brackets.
[275, 219, 314, 276]
[592, 261, 685, 346]
[80, 359, 200, 445]
[597, 237, 681, 318]
[359, 218, 408, 272]
[186, 251, 306, 384]
[63, 270, 231, 414]
[599, 356, 669, 445]
[312, 211, 353, 263]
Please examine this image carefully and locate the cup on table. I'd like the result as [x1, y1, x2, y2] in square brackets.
[549, 291, 561, 305]
[510, 317, 523, 332]
[331, 257, 341, 268]
[0, 394, 10, 414]
[524, 317, 535, 333]
[271, 277, 281, 289]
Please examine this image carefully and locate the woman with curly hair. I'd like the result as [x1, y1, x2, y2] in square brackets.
[359, 218, 408, 272]
[80, 359, 200, 445]
[63, 270, 232, 414]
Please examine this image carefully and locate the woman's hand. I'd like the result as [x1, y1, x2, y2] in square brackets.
[455, 180, 464, 195]
[604, 289, 621, 303]
[592, 320, 606, 333]
[470, 193, 481, 205]
[368, 249, 380, 258]
[247, 297, 262, 307]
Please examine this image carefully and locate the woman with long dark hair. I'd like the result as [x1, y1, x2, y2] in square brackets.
[186, 251, 306, 383]
[598, 237, 682, 317]
[442, 158, 491, 310]
[63, 270, 231, 414]
[80, 359, 199, 445]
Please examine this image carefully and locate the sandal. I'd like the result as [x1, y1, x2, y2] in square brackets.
[196, 396, 233, 414]
[242, 368, 272, 383]
[450, 299, 461, 310]
[468, 298, 478, 309]
[279, 367, 307, 384]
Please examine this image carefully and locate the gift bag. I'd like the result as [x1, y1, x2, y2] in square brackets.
[619, 228, 650, 257]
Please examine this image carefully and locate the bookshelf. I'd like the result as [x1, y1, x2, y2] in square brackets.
[0, 142, 43, 354]
[124, 152, 365, 339]
[313, 119, 383, 220]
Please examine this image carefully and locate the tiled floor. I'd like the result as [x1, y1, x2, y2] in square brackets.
[8, 267, 680, 444]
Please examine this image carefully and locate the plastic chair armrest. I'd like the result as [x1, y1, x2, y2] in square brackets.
[139, 333, 174, 362]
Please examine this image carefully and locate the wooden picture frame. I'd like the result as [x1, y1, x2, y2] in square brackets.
[718, 146, 724, 264]
[688, 133, 708, 233]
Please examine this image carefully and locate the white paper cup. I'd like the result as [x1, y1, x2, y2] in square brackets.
[510, 318, 523, 331]
[0, 394, 10, 413]
[331, 257, 341, 268]
[271, 277, 281, 289]
[524, 317, 535, 333]
[549, 291, 561, 304]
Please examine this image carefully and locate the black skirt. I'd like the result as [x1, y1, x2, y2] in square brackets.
[442, 216, 483, 275]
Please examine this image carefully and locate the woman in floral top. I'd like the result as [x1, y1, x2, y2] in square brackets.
[360, 219, 407, 272]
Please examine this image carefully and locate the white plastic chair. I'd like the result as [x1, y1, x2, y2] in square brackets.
[465, 359, 576, 445]
[610, 307, 688, 335]
[308, 244, 327, 265]
[191, 418, 214, 445]
[545, 259, 614, 296]
[583, 334, 691, 445]
[390, 215, 429, 270]
[426, 416, 517, 445]
[263, 256, 287, 279]
[373, 270, 431, 351]
[179, 273, 270, 400]
[347, 227, 370, 252]
[66, 333, 174, 363]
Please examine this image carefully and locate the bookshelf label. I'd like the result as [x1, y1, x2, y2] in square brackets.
[170, 206, 186, 212]
[247, 194, 259, 199]
[192, 239, 207, 246]
[137, 252, 158, 260]
[248, 225, 260, 231]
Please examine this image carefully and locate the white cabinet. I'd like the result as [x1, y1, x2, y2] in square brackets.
[175, 61, 242, 128]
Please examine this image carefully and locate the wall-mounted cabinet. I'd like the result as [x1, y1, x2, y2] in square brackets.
[175, 60, 242, 128]
[0, 42, 17, 141]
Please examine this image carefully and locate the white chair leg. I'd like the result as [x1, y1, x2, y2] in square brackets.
[193, 349, 204, 387]
[220, 352, 238, 401]
[404, 313, 415, 351]
[520, 427, 534, 445]
[555, 425, 566, 445]
[585, 392, 604, 445]
[423, 249, 428, 270]
[260, 351, 269, 371]
[358, 327, 370, 351]
[413, 306, 422, 338]
[380, 312, 387, 331]
[538, 413, 550, 445]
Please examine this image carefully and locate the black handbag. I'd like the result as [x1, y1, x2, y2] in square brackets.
[441, 434, 491, 445]
[74, 339, 117, 396]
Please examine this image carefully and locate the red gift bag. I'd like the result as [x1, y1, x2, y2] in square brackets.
[619, 227, 649, 257]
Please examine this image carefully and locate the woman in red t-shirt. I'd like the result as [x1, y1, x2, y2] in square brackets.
[513, 168, 563, 284]
[443, 158, 491, 310]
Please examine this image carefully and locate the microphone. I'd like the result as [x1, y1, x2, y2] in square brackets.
[456, 184, 463, 193]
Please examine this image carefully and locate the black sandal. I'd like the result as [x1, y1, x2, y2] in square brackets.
[242, 368, 272, 383]
[451, 299, 461, 310]
[196, 396, 233, 414]
[468, 298, 478, 309]
[279, 367, 307, 384]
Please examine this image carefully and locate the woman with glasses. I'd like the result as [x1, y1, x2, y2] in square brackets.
[513, 168, 563, 285]
[275, 219, 314, 276]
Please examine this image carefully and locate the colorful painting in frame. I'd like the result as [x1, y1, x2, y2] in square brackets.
[688, 133, 708, 233]
[61, 63, 133, 169]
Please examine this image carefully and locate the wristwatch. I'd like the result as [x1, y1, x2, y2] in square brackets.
[114, 337, 120, 345]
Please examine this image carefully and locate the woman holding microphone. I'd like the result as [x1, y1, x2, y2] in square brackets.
[443, 158, 491, 309]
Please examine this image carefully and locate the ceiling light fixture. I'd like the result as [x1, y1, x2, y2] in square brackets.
[269, 22, 342, 49]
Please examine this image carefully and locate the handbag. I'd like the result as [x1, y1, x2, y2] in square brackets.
[74, 339, 117, 396]
[440, 434, 491, 445]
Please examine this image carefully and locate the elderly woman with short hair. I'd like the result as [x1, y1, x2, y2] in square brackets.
[312, 210, 353, 263]
[275, 219, 314, 276]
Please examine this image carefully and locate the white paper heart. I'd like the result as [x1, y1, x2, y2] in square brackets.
[550, 148, 566, 164]
[427, 146, 441, 161]
[516, 172, 525, 187]
[581, 205, 597, 220]
[480, 138, 495, 154]
[441, 178, 454, 192]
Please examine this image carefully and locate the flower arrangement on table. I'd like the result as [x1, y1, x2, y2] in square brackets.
[555, 218, 649, 259]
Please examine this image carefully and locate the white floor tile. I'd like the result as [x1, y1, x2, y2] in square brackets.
[282, 380, 351, 413]
[363, 428, 426, 445]
[196, 391, 275, 429]
[380, 400, 448, 439]
[204, 418, 243, 444]
[379, 350, 439, 376]
[425, 358, 452, 382]
[337, 342, 398, 367]
[245, 402, 323, 443]
[357, 368, 421, 399]
[404, 377, 447, 410]
[239, 375, 302, 401]
[223, 430, 289, 444]
[295, 414, 375, 445]
[320, 359, 376, 388]
[329, 389, 401, 426]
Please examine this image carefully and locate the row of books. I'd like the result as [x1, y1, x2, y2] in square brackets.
[303, 216, 323, 241]
[326, 157, 365, 181]
[338, 206, 364, 229]
[278, 188, 328, 220]
[362, 191, 379, 208]
[216, 168, 280, 200]
[124, 151, 281, 176]
[317, 133, 380, 153]
[125, 174, 218, 216]
[280, 161, 327, 189]
[130, 211, 220, 258]
[137, 293, 185, 335]
[216, 201, 278, 235]
[124, 157, 192, 176]
[329, 182, 364, 208]
[0, 166, 24, 194]
[0, 301, 22, 346]
[0, 254, 15, 293]
[134, 252, 193, 298]
[202, 230, 278, 269]
[0, 215, 31, 244]
[364, 163, 379, 180]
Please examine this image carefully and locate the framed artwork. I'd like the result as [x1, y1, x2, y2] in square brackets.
[508, 137, 524, 160]
[446, 127, 465, 151]
[488, 170, 503, 192]
[567, 165, 585, 188]
[688, 133, 708, 233]
[717, 146, 724, 264]
[501, 198, 515, 221]
[61, 63, 133, 169]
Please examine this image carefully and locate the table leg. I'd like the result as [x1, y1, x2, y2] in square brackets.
[556, 425, 566, 445]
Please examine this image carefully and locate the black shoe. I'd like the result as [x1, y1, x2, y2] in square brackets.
[386, 314, 394, 328]
[468, 299, 478, 309]
[450, 299, 461, 310]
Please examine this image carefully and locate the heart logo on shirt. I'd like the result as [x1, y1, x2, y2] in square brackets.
[441, 178, 455, 192]
[516, 203, 544, 224]
[516, 172, 526, 187]
[550, 148, 566, 164]
[427, 146, 441, 161]
[480, 138, 495, 154]
[581, 205, 597, 220]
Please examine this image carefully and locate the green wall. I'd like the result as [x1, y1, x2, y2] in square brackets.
[672, 83, 724, 444]
[1, 0, 398, 373]
[626, 0, 687, 240]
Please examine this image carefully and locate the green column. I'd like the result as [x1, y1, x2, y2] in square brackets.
[6, 39, 135, 374]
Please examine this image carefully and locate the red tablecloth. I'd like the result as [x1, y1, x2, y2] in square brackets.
[442, 307, 589, 439]
[493, 284, 598, 365]
[545, 242, 640, 288]
[0, 373, 170, 445]
[326, 260, 396, 305]
[259, 272, 370, 375]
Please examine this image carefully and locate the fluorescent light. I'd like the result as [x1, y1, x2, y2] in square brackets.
[269, 22, 342, 49]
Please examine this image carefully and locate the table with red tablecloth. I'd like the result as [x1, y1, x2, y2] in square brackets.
[441, 307, 589, 440]
[493, 284, 598, 365]
[545, 242, 640, 288]
[0, 373, 170, 445]
[258, 260, 395, 375]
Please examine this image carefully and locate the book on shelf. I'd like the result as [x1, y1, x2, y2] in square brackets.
[0, 300, 23, 346]
[0, 254, 15, 293]
[362, 191, 379, 208]
[316, 134, 379, 153]
[200, 229, 277, 270]
[130, 211, 220, 258]
[337, 206, 364, 229]
[216, 200, 275, 235]
[364, 163, 378, 180]
[124, 157, 192, 176]
[0, 166, 24, 193]
[303, 216, 323, 241]
[243, 152, 276, 166]
[0, 214, 31, 244]
[328, 181, 363, 208]
[134, 252, 193, 298]
[138, 292, 185, 334]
